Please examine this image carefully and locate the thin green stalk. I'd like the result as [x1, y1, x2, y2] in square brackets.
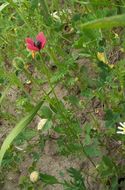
[8, 0, 33, 34]
[38, 53, 58, 100]
[28, 56, 60, 109]
[40, 0, 52, 25]
[77, 135, 97, 168]
[39, 53, 74, 136]
[0, 84, 10, 105]
[47, 48, 60, 66]
[25, 68, 54, 105]
[41, 0, 50, 16]
[23, 62, 61, 112]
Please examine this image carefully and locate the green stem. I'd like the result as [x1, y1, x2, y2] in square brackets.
[24, 63, 57, 107]
[8, 0, 33, 34]
[77, 135, 97, 168]
[47, 48, 60, 66]
[40, 0, 52, 24]
[40, 54, 58, 100]
[0, 84, 11, 105]
[39, 53, 73, 134]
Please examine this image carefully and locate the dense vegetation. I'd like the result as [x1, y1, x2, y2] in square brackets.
[0, 0, 125, 189]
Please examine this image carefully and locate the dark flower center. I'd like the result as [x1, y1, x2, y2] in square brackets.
[34, 40, 41, 49]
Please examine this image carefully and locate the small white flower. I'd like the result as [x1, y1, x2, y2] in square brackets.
[51, 9, 72, 22]
[117, 122, 125, 134]
[37, 118, 47, 130]
[30, 171, 39, 183]
[51, 11, 61, 22]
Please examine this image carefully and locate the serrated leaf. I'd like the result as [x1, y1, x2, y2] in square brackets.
[0, 100, 43, 166]
[68, 95, 79, 106]
[40, 173, 59, 184]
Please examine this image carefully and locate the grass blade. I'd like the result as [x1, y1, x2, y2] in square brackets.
[0, 2, 9, 12]
[0, 100, 44, 166]
[80, 14, 125, 29]
[0, 84, 10, 105]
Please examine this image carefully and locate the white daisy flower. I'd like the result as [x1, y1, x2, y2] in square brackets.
[117, 122, 125, 134]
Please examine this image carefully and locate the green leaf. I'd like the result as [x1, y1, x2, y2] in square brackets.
[0, 100, 43, 166]
[84, 144, 100, 157]
[73, 0, 111, 6]
[64, 168, 86, 190]
[68, 95, 79, 107]
[39, 173, 59, 184]
[110, 176, 118, 190]
[0, 2, 9, 12]
[40, 106, 52, 119]
[0, 84, 10, 105]
[105, 109, 120, 128]
[80, 14, 125, 29]
[42, 120, 52, 132]
[103, 156, 114, 169]
[14, 129, 37, 145]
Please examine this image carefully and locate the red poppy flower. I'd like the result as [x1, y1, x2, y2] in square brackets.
[25, 32, 46, 52]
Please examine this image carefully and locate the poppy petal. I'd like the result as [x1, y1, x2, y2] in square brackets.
[25, 38, 34, 45]
[27, 44, 39, 51]
[36, 32, 46, 48]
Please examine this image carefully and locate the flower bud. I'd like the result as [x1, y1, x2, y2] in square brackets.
[30, 171, 39, 183]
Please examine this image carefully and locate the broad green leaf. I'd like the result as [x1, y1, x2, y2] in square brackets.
[0, 100, 43, 166]
[0, 2, 9, 12]
[80, 14, 125, 29]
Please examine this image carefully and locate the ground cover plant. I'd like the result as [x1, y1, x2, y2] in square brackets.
[0, 0, 125, 189]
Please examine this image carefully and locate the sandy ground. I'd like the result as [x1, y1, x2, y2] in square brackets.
[1, 54, 124, 189]
[0, 84, 87, 190]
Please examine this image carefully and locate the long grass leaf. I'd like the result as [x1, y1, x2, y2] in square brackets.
[0, 2, 9, 12]
[0, 100, 43, 166]
[80, 14, 125, 29]
[0, 84, 10, 105]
